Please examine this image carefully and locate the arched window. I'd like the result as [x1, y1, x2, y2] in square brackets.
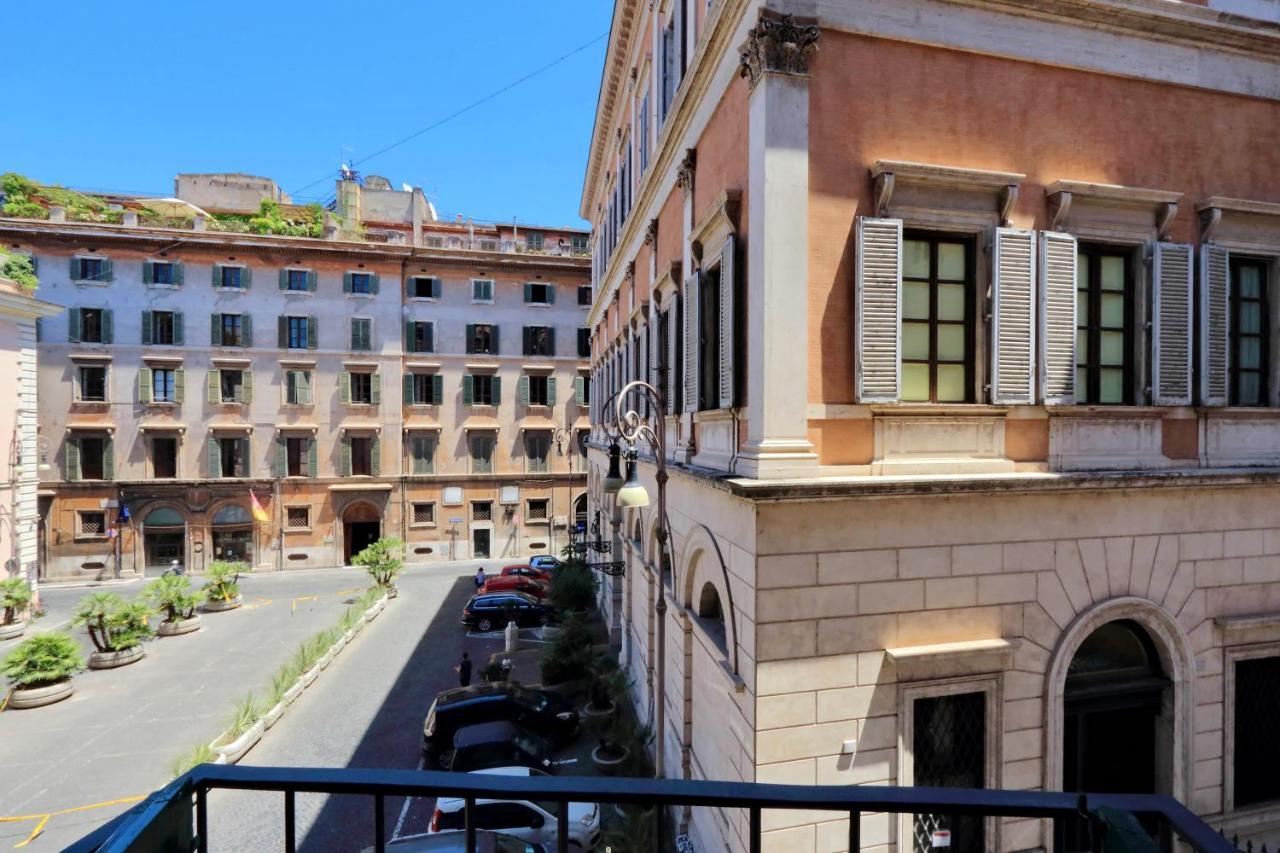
[212, 505, 253, 525]
[696, 581, 727, 654]
[144, 507, 184, 527]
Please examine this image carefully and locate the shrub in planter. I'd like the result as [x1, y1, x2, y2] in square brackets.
[73, 592, 152, 667]
[480, 658, 514, 683]
[0, 577, 32, 640]
[214, 691, 264, 760]
[353, 538, 403, 591]
[170, 743, 217, 779]
[1, 631, 84, 707]
[203, 561, 245, 608]
[143, 575, 204, 635]
[539, 612, 599, 687]
[549, 562, 597, 614]
[592, 716, 652, 776]
[601, 803, 656, 853]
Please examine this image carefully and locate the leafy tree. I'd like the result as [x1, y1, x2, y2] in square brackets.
[539, 611, 599, 685]
[0, 577, 32, 625]
[203, 561, 246, 603]
[1, 632, 83, 688]
[73, 592, 152, 652]
[353, 538, 403, 588]
[143, 575, 204, 623]
[549, 561, 597, 613]
[0, 253, 38, 290]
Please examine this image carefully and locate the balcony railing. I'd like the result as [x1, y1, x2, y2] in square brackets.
[68, 763, 1233, 853]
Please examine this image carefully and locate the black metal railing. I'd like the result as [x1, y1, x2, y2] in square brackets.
[68, 764, 1234, 853]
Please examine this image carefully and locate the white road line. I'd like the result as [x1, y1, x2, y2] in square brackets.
[391, 757, 426, 841]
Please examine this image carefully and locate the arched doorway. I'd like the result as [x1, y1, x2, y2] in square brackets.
[143, 507, 186, 571]
[1059, 619, 1173, 850]
[343, 502, 381, 564]
[211, 504, 254, 565]
[573, 493, 587, 529]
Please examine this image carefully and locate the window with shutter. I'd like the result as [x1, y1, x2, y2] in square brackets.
[1229, 257, 1269, 406]
[991, 228, 1036, 404]
[718, 235, 736, 409]
[66, 436, 81, 481]
[1039, 232, 1078, 405]
[855, 218, 903, 402]
[898, 232, 973, 403]
[682, 275, 699, 413]
[1201, 245, 1231, 407]
[1152, 242, 1194, 406]
[1076, 245, 1135, 405]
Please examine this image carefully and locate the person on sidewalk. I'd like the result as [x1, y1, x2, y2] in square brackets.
[454, 652, 473, 687]
[474, 567, 486, 590]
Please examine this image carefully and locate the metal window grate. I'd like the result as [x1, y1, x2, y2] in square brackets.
[412, 503, 435, 525]
[80, 512, 106, 536]
[286, 508, 310, 529]
[527, 500, 548, 521]
[1235, 656, 1280, 806]
[913, 692, 986, 853]
[472, 502, 492, 522]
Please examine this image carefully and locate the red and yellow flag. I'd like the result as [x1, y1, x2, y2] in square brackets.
[250, 491, 269, 523]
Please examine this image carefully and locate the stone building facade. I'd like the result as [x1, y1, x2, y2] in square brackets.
[2, 175, 591, 579]
[581, 1, 1280, 851]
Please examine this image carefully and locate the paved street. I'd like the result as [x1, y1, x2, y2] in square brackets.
[0, 561, 505, 851]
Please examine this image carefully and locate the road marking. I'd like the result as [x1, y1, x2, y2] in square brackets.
[290, 595, 319, 613]
[391, 757, 426, 841]
[1, 795, 145, 848]
[239, 596, 274, 611]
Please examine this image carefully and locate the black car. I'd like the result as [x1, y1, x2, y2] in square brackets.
[448, 721, 555, 773]
[462, 591, 552, 632]
[422, 683, 579, 766]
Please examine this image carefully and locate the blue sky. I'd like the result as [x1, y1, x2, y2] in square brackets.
[0, 1, 612, 228]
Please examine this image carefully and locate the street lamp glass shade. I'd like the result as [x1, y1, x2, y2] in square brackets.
[603, 442, 625, 494]
[615, 457, 650, 508]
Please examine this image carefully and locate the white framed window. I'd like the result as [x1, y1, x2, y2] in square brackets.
[472, 279, 495, 303]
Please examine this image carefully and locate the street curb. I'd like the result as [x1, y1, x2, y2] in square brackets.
[36, 577, 144, 590]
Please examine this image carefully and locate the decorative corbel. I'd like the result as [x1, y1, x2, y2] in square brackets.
[630, 67, 637, 83]
[1156, 201, 1178, 242]
[1199, 206, 1223, 244]
[644, 218, 659, 246]
[1049, 191, 1072, 232]
[873, 171, 895, 218]
[999, 185, 1019, 229]
[625, 260, 636, 283]
[675, 148, 697, 195]
[737, 10, 820, 89]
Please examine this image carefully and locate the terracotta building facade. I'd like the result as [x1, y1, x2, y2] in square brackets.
[2, 175, 591, 578]
[582, 1, 1280, 851]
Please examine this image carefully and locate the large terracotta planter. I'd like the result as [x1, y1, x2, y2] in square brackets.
[203, 595, 243, 613]
[0, 620, 26, 641]
[158, 615, 201, 636]
[89, 645, 144, 670]
[8, 680, 73, 709]
[214, 720, 264, 764]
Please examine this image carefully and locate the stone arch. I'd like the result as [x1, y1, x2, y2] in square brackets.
[342, 501, 382, 524]
[679, 529, 738, 670]
[1044, 596, 1196, 803]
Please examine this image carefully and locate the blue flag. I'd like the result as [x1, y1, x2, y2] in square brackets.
[117, 504, 131, 525]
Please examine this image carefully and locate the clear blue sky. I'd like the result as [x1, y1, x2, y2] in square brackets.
[0, 1, 612, 228]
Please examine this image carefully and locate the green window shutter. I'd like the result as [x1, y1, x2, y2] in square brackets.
[141, 311, 153, 345]
[299, 371, 312, 405]
[343, 272, 353, 294]
[66, 437, 81, 481]
[241, 315, 253, 347]
[102, 437, 115, 480]
[207, 369, 220, 404]
[432, 374, 443, 405]
[101, 259, 113, 281]
[173, 263, 184, 286]
[370, 273, 380, 295]
[491, 326, 500, 354]
[371, 373, 382, 406]
[491, 376, 501, 405]
[404, 374, 415, 405]
[211, 314, 223, 346]
[306, 270, 317, 292]
[69, 257, 81, 280]
[465, 324, 475, 354]
[101, 309, 113, 344]
[138, 368, 153, 403]
[208, 436, 221, 478]
[237, 438, 249, 477]
[519, 376, 530, 406]
[340, 437, 352, 477]
[243, 266, 253, 289]
[462, 375, 474, 406]
[174, 369, 185, 404]
[306, 316, 317, 350]
[212, 263, 222, 288]
[275, 436, 287, 477]
[278, 269, 288, 290]
[370, 434, 381, 476]
[575, 376, 585, 402]
[350, 320, 359, 350]
[404, 320, 415, 353]
[68, 308, 81, 343]
[548, 328, 556, 354]
[524, 283, 532, 303]
[240, 370, 253, 404]
[307, 438, 318, 477]
[548, 285, 556, 304]
[431, 278, 441, 300]
[277, 316, 287, 348]
[142, 260, 154, 285]
[173, 313, 184, 345]
[523, 327, 532, 356]
[339, 372, 351, 404]
[547, 377, 557, 407]
[425, 323, 434, 353]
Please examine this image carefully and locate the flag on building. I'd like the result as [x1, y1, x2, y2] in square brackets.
[117, 504, 131, 525]
[250, 491, 269, 523]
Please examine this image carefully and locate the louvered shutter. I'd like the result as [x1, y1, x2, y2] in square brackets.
[207, 370, 220, 404]
[236, 439, 249, 477]
[370, 434, 381, 476]
[682, 274, 699, 413]
[519, 376, 530, 406]
[855, 217, 903, 402]
[343, 272, 353, 293]
[278, 317, 287, 348]
[141, 311, 153, 345]
[306, 270, 317, 292]
[491, 326, 500, 354]
[69, 257, 82, 281]
[174, 369, 185, 404]
[102, 437, 114, 480]
[101, 310, 113, 344]
[431, 374, 442, 404]
[66, 437, 80, 482]
[491, 376, 502, 405]
[575, 376, 585, 405]
[241, 315, 252, 346]
[138, 368, 153, 403]
[718, 235, 736, 409]
[68, 308, 81, 343]
[1152, 242, 1194, 406]
[405, 320, 416, 353]
[173, 313, 184, 345]
[306, 316, 317, 350]
[275, 436, 287, 477]
[547, 377, 557, 407]
[278, 269, 288, 290]
[522, 327, 532, 356]
[1200, 245, 1230, 406]
[991, 228, 1037, 404]
[524, 283, 533, 303]
[173, 263, 184, 286]
[1039, 232, 1077, 404]
[339, 372, 351, 404]
[208, 436, 221, 478]
[210, 314, 223, 346]
[424, 322, 434, 353]
[298, 371, 311, 405]
[307, 438, 318, 477]
[240, 370, 253, 404]
[101, 259, 113, 281]
[370, 273, 380, 295]
[667, 302, 679, 414]
[462, 375, 474, 406]
[242, 266, 252, 289]
[142, 260, 154, 285]
[339, 436, 352, 477]
[404, 374, 415, 405]
[465, 324, 475, 354]
[548, 328, 556, 357]
[370, 373, 382, 406]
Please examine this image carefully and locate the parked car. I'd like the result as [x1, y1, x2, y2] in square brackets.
[367, 829, 546, 852]
[431, 767, 600, 852]
[501, 565, 553, 583]
[462, 592, 553, 633]
[481, 575, 550, 599]
[422, 683, 579, 766]
[448, 721, 555, 773]
[528, 556, 566, 572]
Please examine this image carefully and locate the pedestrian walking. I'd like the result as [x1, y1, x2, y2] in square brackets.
[474, 566, 486, 590]
[455, 652, 473, 687]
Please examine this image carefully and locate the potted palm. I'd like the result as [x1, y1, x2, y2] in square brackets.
[202, 561, 245, 611]
[352, 537, 403, 597]
[74, 592, 152, 669]
[1, 632, 84, 708]
[143, 575, 204, 636]
[0, 577, 32, 640]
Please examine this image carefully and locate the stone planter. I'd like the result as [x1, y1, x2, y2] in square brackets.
[343, 628, 357, 644]
[203, 595, 243, 613]
[591, 743, 630, 775]
[300, 666, 319, 688]
[283, 681, 304, 706]
[0, 620, 26, 641]
[158, 615, 201, 636]
[8, 679, 73, 709]
[214, 720, 264, 764]
[89, 645, 144, 670]
[318, 648, 336, 670]
[262, 701, 286, 730]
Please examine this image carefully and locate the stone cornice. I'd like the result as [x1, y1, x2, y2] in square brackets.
[580, 0, 644, 220]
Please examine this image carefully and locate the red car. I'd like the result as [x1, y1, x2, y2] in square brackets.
[501, 564, 553, 583]
[481, 575, 550, 599]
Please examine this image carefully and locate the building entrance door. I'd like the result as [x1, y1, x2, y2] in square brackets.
[473, 528, 490, 558]
[143, 507, 187, 572]
[342, 502, 382, 564]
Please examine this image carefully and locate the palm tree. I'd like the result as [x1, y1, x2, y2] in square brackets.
[1, 577, 32, 625]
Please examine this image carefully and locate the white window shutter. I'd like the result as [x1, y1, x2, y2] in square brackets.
[1152, 242, 1194, 406]
[718, 235, 736, 409]
[1038, 231, 1077, 405]
[855, 217, 902, 402]
[682, 273, 699, 413]
[1200, 244, 1230, 406]
[666, 301, 678, 415]
[991, 228, 1037, 404]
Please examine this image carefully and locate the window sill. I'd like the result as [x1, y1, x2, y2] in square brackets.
[216, 287, 247, 294]
[146, 401, 180, 408]
[283, 289, 315, 297]
[284, 527, 312, 535]
[524, 520, 550, 527]
[408, 297, 438, 303]
[1046, 405, 1168, 419]
[147, 283, 181, 291]
[345, 402, 377, 409]
[75, 535, 110, 543]
[525, 302, 553, 308]
[408, 522, 439, 529]
[74, 399, 110, 406]
[346, 292, 376, 299]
